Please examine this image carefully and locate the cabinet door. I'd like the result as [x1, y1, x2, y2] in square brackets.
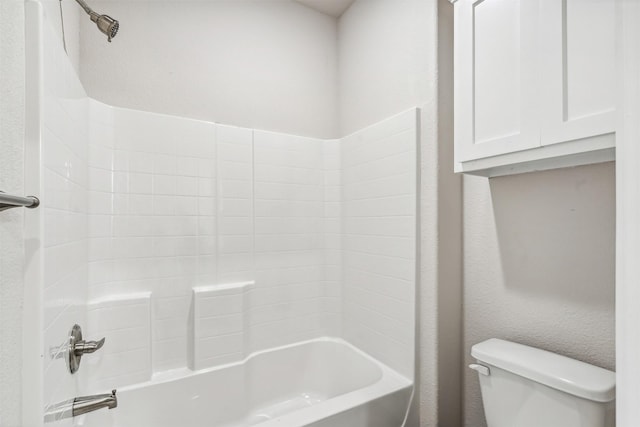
[454, 0, 540, 163]
[539, 0, 616, 146]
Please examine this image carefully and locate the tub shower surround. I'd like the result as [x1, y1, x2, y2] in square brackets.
[81, 103, 418, 390]
[36, 5, 418, 424]
[44, 103, 419, 426]
[83, 103, 343, 381]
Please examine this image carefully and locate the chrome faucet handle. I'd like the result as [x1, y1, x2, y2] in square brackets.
[74, 337, 106, 355]
[66, 324, 106, 374]
[48, 335, 105, 362]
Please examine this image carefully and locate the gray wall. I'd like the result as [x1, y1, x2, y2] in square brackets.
[0, 1, 25, 425]
[463, 163, 616, 426]
[338, 0, 433, 136]
[81, 0, 339, 139]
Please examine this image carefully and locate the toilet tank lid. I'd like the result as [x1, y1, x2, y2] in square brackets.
[471, 339, 615, 403]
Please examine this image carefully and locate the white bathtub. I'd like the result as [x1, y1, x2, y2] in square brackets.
[79, 338, 412, 427]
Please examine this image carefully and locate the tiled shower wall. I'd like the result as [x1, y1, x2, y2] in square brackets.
[82, 104, 346, 389]
[216, 125, 254, 285]
[80, 106, 417, 389]
[41, 17, 89, 412]
[86, 104, 217, 374]
[250, 131, 333, 352]
[341, 110, 418, 378]
[322, 139, 343, 339]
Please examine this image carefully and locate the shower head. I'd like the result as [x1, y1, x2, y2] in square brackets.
[90, 12, 119, 42]
[74, 0, 119, 42]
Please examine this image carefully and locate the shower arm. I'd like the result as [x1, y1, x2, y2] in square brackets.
[74, 0, 95, 16]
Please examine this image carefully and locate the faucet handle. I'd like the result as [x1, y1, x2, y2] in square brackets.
[74, 337, 106, 356]
[67, 324, 106, 374]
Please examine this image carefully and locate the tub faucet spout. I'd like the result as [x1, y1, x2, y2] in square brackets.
[73, 390, 118, 416]
[44, 390, 117, 422]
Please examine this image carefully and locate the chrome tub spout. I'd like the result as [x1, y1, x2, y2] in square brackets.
[73, 390, 118, 416]
[44, 390, 117, 422]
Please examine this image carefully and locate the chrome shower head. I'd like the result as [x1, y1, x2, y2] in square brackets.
[74, 0, 119, 42]
[90, 12, 119, 42]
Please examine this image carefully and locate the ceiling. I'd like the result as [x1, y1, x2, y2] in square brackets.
[95, 0, 356, 18]
[94, 0, 355, 19]
[293, 0, 355, 18]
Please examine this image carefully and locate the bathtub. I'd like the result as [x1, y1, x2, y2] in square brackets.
[79, 338, 412, 427]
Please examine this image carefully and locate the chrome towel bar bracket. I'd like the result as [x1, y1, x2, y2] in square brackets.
[0, 191, 40, 212]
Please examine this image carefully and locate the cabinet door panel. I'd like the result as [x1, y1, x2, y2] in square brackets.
[455, 0, 539, 163]
[540, 0, 615, 146]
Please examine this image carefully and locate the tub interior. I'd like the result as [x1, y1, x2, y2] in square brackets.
[79, 339, 410, 427]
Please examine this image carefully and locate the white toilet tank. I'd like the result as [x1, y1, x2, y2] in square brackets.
[471, 339, 615, 427]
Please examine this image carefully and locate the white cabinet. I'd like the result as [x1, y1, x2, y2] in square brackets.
[454, 0, 616, 177]
[539, 0, 616, 146]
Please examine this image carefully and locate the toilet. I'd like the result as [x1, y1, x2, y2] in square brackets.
[470, 338, 615, 427]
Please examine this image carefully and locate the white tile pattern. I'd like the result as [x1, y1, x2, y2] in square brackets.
[251, 131, 327, 353]
[41, 16, 89, 413]
[86, 103, 216, 374]
[341, 110, 418, 378]
[82, 110, 355, 374]
[85, 293, 152, 391]
[216, 125, 254, 284]
[322, 139, 343, 337]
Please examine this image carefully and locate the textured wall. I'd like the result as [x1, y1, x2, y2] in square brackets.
[80, 0, 338, 139]
[463, 163, 616, 427]
[0, 1, 25, 425]
[431, 3, 462, 424]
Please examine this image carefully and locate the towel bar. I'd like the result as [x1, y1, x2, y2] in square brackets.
[0, 191, 40, 212]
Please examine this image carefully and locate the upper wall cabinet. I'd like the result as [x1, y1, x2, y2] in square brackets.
[454, 0, 616, 177]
